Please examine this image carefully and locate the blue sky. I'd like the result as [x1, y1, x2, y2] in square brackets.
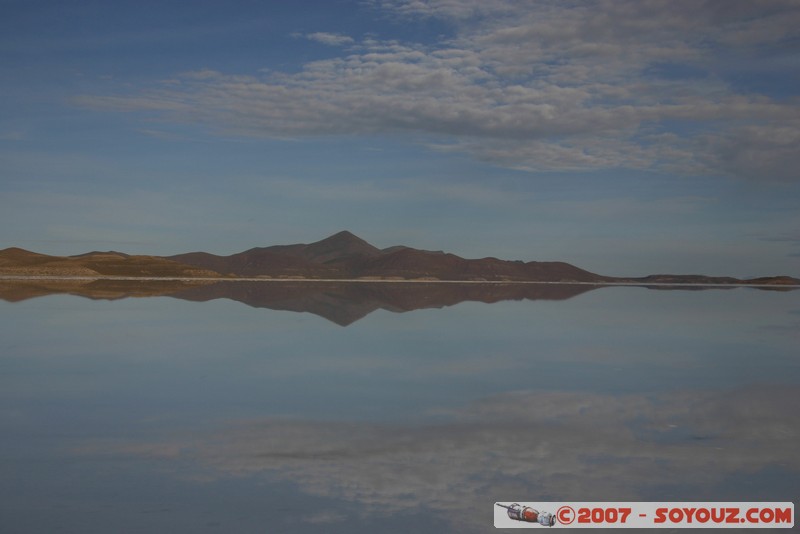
[1, 0, 799, 277]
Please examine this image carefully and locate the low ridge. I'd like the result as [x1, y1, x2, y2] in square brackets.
[2, 232, 798, 285]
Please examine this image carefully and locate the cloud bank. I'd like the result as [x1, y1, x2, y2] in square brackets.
[76, 0, 800, 179]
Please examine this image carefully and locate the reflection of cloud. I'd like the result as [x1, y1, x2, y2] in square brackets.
[760, 321, 800, 341]
[76, 386, 800, 532]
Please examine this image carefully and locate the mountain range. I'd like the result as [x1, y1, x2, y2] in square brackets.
[1, 230, 798, 285]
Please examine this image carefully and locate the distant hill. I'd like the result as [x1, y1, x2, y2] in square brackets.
[168, 230, 608, 282]
[1, 231, 798, 285]
[0, 248, 218, 278]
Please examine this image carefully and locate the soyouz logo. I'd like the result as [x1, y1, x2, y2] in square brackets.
[494, 502, 794, 528]
[495, 503, 556, 526]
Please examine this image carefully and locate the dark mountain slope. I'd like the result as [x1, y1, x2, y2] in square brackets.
[3, 233, 798, 285]
[168, 232, 609, 281]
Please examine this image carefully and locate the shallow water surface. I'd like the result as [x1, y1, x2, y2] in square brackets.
[1, 284, 798, 532]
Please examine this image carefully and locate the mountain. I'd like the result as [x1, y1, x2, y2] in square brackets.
[167, 231, 609, 282]
[288, 230, 382, 262]
[1, 232, 798, 285]
[168, 231, 382, 278]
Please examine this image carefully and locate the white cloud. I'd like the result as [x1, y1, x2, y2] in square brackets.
[304, 32, 355, 46]
[75, 0, 800, 179]
[702, 124, 800, 182]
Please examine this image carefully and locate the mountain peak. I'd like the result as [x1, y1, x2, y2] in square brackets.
[301, 231, 381, 263]
[322, 230, 366, 244]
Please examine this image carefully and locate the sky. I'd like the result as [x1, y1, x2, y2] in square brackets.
[1, 0, 799, 277]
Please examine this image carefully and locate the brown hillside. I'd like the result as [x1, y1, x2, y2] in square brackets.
[0, 248, 220, 278]
[3, 233, 796, 284]
[169, 232, 609, 281]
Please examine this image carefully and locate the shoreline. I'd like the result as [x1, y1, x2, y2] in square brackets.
[0, 275, 798, 289]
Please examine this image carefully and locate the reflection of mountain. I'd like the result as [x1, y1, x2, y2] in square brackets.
[171, 281, 598, 326]
[0, 279, 211, 302]
[0, 280, 597, 326]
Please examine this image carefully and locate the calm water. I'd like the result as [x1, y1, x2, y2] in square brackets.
[1, 284, 798, 532]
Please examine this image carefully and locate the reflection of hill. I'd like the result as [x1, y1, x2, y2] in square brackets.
[0, 280, 597, 326]
[171, 282, 599, 326]
[0, 279, 213, 302]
